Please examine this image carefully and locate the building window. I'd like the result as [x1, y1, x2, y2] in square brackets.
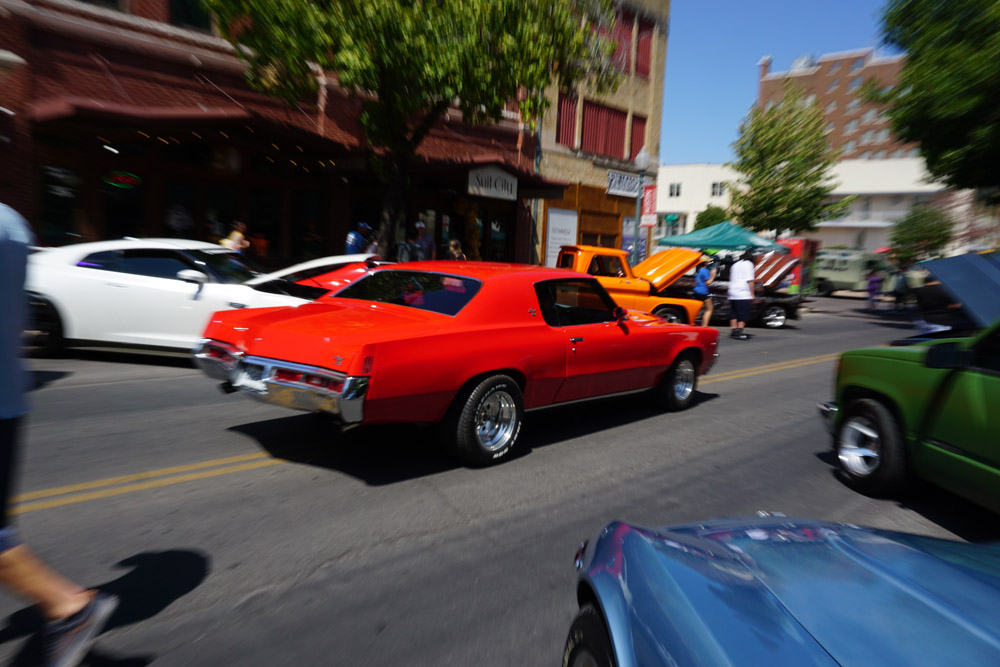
[826, 78, 838, 92]
[611, 9, 635, 73]
[170, 0, 212, 31]
[861, 130, 873, 144]
[873, 150, 887, 159]
[844, 140, 857, 153]
[844, 119, 858, 134]
[910, 147, 920, 157]
[846, 98, 861, 113]
[828, 61, 840, 74]
[849, 76, 863, 92]
[851, 57, 864, 73]
[556, 94, 577, 148]
[893, 149, 907, 158]
[859, 151, 871, 159]
[669, 183, 681, 197]
[876, 128, 891, 143]
[711, 182, 725, 197]
[804, 94, 816, 106]
[630, 114, 647, 160]
[825, 101, 837, 114]
[862, 108, 877, 124]
[824, 122, 835, 134]
[581, 100, 627, 159]
[635, 19, 654, 78]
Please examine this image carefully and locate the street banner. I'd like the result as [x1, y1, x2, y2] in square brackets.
[621, 217, 648, 262]
[641, 185, 657, 228]
[545, 208, 578, 267]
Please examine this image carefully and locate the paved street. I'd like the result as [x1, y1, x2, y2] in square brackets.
[3, 296, 996, 666]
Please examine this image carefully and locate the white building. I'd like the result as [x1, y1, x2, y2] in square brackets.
[655, 158, 948, 252]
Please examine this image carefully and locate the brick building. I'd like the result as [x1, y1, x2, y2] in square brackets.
[758, 48, 920, 161]
[536, 0, 669, 265]
[0, 0, 564, 263]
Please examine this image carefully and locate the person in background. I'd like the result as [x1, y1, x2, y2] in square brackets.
[913, 275, 968, 335]
[219, 221, 249, 253]
[414, 221, 435, 260]
[866, 269, 884, 312]
[727, 249, 756, 340]
[446, 239, 466, 261]
[0, 203, 118, 667]
[692, 256, 716, 326]
[889, 265, 910, 313]
[396, 227, 425, 263]
[346, 222, 371, 255]
[249, 231, 269, 258]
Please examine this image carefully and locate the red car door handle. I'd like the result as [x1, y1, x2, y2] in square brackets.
[570, 337, 584, 343]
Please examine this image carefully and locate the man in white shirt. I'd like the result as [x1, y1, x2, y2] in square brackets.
[727, 249, 756, 340]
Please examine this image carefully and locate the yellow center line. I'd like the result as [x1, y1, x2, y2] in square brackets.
[12, 459, 284, 515]
[14, 452, 270, 502]
[14, 351, 843, 514]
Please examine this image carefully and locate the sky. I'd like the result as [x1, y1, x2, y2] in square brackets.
[659, 0, 896, 165]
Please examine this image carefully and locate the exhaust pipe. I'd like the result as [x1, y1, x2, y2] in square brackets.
[219, 381, 237, 394]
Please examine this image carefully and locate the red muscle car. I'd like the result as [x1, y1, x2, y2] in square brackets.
[193, 261, 720, 465]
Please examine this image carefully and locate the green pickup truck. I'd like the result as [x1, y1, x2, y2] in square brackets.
[819, 252, 1000, 513]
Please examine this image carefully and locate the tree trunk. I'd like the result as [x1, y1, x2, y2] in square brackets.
[376, 155, 409, 260]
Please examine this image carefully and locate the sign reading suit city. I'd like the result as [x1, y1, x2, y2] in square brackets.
[467, 166, 517, 201]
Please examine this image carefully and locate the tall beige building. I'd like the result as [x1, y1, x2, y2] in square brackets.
[536, 0, 669, 265]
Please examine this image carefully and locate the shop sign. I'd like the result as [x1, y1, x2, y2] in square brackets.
[640, 185, 657, 228]
[468, 166, 517, 201]
[607, 170, 641, 198]
[102, 171, 142, 189]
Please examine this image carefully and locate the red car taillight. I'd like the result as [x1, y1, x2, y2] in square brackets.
[206, 346, 234, 364]
[274, 369, 304, 384]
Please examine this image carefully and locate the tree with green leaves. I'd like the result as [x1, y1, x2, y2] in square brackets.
[890, 204, 955, 266]
[727, 82, 852, 234]
[205, 0, 619, 255]
[694, 205, 727, 231]
[875, 0, 1000, 191]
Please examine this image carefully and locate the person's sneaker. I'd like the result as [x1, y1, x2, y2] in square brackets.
[732, 332, 751, 340]
[42, 592, 118, 667]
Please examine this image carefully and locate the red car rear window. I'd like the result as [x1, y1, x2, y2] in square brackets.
[333, 270, 482, 316]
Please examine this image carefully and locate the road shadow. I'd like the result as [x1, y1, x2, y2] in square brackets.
[28, 348, 193, 369]
[230, 414, 462, 485]
[813, 451, 1000, 542]
[233, 392, 722, 481]
[29, 370, 71, 391]
[0, 549, 209, 666]
[515, 391, 721, 461]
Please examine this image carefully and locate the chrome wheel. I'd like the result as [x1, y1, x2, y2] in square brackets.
[762, 305, 786, 328]
[839, 416, 880, 476]
[475, 390, 517, 451]
[672, 358, 696, 402]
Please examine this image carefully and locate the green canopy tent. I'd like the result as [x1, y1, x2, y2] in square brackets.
[656, 221, 786, 251]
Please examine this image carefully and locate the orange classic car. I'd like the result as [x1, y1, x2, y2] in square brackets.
[557, 245, 705, 324]
[193, 261, 720, 465]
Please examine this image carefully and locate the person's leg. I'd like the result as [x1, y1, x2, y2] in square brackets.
[0, 418, 92, 621]
[702, 297, 714, 326]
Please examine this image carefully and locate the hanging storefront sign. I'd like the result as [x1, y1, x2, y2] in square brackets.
[468, 166, 517, 201]
[102, 171, 143, 189]
[640, 184, 657, 228]
[607, 170, 641, 198]
[545, 208, 578, 267]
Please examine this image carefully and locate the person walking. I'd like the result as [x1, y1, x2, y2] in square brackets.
[345, 222, 371, 255]
[396, 227, 425, 263]
[414, 221, 435, 260]
[0, 203, 118, 667]
[692, 257, 716, 326]
[727, 249, 756, 340]
[219, 221, 249, 253]
[866, 269, 884, 312]
[446, 239, 466, 261]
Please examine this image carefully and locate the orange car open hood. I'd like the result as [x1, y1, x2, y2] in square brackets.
[632, 248, 703, 291]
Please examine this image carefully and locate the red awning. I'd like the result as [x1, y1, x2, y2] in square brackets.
[27, 97, 252, 124]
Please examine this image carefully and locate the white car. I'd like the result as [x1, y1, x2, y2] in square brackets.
[26, 238, 374, 352]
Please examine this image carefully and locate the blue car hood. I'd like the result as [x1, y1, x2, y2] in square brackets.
[581, 518, 1000, 667]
